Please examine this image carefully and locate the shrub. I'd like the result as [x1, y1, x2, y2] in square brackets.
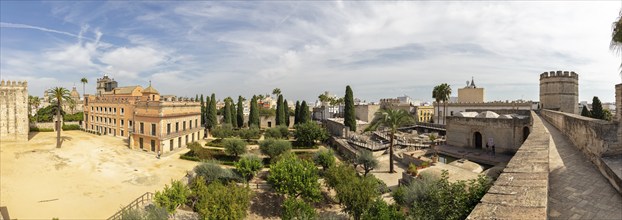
[264, 127, 283, 139]
[62, 124, 81, 130]
[191, 176, 252, 220]
[259, 139, 292, 161]
[211, 124, 236, 139]
[153, 179, 191, 214]
[223, 138, 247, 158]
[194, 162, 241, 184]
[335, 175, 380, 220]
[30, 127, 54, 132]
[361, 198, 405, 220]
[393, 171, 492, 220]
[268, 152, 321, 202]
[235, 154, 263, 182]
[277, 125, 290, 139]
[282, 197, 317, 220]
[63, 112, 83, 122]
[294, 122, 328, 147]
[238, 127, 261, 140]
[324, 164, 358, 190]
[313, 149, 336, 171]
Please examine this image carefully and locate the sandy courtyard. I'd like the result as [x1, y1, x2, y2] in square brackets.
[0, 131, 199, 219]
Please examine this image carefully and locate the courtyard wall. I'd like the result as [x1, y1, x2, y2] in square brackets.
[468, 111, 550, 219]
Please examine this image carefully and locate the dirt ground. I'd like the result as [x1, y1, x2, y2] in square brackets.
[0, 131, 199, 219]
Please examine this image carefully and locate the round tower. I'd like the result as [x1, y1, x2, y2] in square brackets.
[539, 70, 579, 114]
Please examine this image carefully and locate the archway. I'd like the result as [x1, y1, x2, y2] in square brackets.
[523, 127, 530, 142]
[473, 132, 482, 149]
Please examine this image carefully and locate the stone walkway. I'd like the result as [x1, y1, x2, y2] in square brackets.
[542, 117, 622, 219]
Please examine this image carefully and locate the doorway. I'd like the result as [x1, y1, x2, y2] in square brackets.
[170, 139, 174, 151]
[523, 127, 530, 142]
[473, 132, 482, 149]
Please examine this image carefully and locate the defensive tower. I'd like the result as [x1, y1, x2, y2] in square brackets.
[0, 80, 29, 141]
[539, 70, 579, 114]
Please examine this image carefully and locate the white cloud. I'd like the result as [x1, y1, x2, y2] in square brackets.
[2, 1, 621, 103]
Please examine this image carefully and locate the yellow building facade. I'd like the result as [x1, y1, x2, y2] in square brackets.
[84, 76, 202, 155]
[414, 105, 434, 123]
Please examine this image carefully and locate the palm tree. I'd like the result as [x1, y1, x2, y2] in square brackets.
[47, 87, 72, 148]
[272, 88, 281, 97]
[365, 108, 415, 173]
[439, 83, 452, 124]
[68, 99, 76, 114]
[80, 77, 88, 98]
[432, 85, 442, 124]
[612, 10, 622, 80]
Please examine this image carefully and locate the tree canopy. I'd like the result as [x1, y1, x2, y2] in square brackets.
[268, 152, 321, 202]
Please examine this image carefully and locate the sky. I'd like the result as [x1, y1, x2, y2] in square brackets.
[1, 1, 621, 103]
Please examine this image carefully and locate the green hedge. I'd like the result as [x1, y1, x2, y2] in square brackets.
[62, 124, 81, 130]
[30, 127, 54, 132]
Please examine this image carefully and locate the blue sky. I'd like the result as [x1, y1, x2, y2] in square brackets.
[1, 1, 620, 103]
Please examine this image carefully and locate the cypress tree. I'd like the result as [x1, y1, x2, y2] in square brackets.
[294, 101, 301, 124]
[300, 101, 309, 123]
[284, 99, 290, 127]
[195, 94, 199, 102]
[249, 95, 259, 128]
[207, 93, 217, 130]
[224, 99, 232, 125]
[237, 96, 244, 128]
[344, 85, 356, 131]
[581, 105, 591, 117]
[591, 96, 604, 120]
[231, 102, 238, 127]
[276, 95, 284, 126]
[200, 94, 205, 125]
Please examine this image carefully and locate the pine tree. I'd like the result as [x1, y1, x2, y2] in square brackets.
[237, 96, 244, 128]
[207, 93, 218, 130]
[300, 101, 310, 124]
[284, 99, 290, 127]
[344, 85, 356, 131]
[294, 101, 301, 125]
[591, 96, 604, 120]
[581, 105, 591, 117]
[249, 95, 259, 128]
[276, 95, 285, 126]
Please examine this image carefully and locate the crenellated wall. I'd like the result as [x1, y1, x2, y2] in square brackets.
[0, 80, 29, 141]
[468, 111, 550, 219]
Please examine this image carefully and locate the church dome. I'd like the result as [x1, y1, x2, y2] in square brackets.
[142, 81, 159, 94]
[70, 86, 80, 99]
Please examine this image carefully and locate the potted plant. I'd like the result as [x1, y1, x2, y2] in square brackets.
[408, 163, 418, 176]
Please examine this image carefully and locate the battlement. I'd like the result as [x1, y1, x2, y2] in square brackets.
[540, 70, 579, 79]
[0, 80, 28, 88]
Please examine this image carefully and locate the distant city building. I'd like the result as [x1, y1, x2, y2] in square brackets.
[413, 105, 434, 123]
[84, 78, 203, 155]
[0, 80, 29, 141]
[457, 77, 485, 103]
[433, 101, 534, 125]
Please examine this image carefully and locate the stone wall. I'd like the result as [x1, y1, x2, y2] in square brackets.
[468, 111, 550, 219]
[540, 109, 621, 193]
[540, 110, 620, 156]
[30, 121, 80, 131]
[446, 116, 531, 154]
[0, 80, 29, 141]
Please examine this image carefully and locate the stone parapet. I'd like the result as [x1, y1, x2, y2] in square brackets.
[540, 109, 621, 194]
[467, 111, 550, 219]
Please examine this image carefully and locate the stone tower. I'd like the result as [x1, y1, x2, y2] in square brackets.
[0, 80, 29, 141]
[96, 74, 118, 95]
[539, 71, 579, 114]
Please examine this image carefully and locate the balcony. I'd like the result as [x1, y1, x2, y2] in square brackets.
[160, 127, 203, 139]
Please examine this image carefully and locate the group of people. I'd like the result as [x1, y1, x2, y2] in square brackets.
[485, 143, 496, 157]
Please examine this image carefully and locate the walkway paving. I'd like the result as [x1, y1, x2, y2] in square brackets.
[542, 117, 622, 219]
